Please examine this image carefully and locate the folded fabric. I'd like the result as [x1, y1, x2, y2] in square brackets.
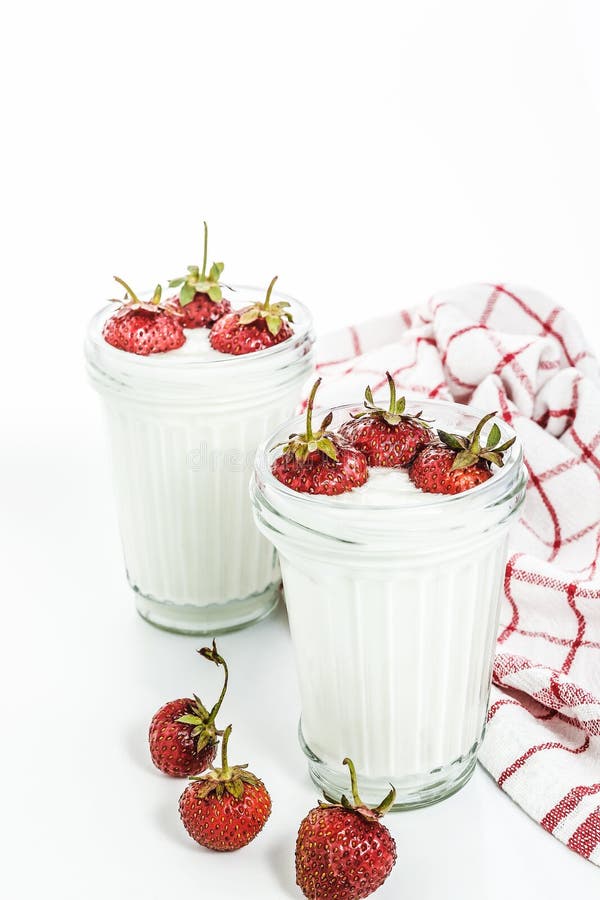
[315, 283, 600, 866]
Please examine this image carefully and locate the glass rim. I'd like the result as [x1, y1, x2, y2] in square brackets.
[85, 283, 314, 373]
[254, 397, 525, 514]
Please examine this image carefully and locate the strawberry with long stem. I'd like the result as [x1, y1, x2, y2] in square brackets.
[148, 641, 228, 777]
[272, 378, 369, 494]
[168, 221, 231, 327]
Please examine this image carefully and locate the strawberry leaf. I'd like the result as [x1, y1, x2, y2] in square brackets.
[382, 413, 403, 427]
[438, 430, 467, 451]
[266, 315, 282, 336]
[225, 779, 245, 800]
[451, 450, 478, 470]
[239, 309, 259, 325]
[317, 437, 338, 460]
[177, 714, 205, 726]
[192, 693, 210, 718]
[179, 282, 196, 306]
[486, 423, 501, 448]
[481, 450, 504, 467]
[209, 261, 224, 281]
[207, 284, 222, 302]
[496, 436, 516, 453]
[195, 730, 214, 751]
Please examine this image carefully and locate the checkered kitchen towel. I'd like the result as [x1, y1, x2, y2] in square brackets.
[315, 283, 600, 865]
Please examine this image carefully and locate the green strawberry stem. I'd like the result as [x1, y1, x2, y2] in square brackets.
[188, 724, 258, 799]
[468, 411, 495, 455]
[386, 372, 397, 413]
[352, 371, 430, 428]
[343, 757, 363, 807]
[220, 724, 233, 778]
[113, 277, 162, 307]
[263, 275, 277, 310]
[199, 641, 229, 724]
[201, 220, 209, 279]
[175, 640, 228, 748]
[168, 222, 224, 305]
[438, 411, 516, 471]
[330, 757, 396, 817]
[113, 275, 141, 305]
[237, 275, 293, 336]
[276, 377, 337, 461]
[305, 377, 321, 443]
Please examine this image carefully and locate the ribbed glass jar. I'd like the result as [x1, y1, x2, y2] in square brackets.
[85, 285, 314, 634]
[252, 399, 525, 808]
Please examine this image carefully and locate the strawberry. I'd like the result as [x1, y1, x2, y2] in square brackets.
[170, 291, 232, 328]
[168, 221, 231, 328]
[409, 411, 516, 494]
[272, 378, 368, 495]
[103, 277, 186, 356]
[209, 275, 293, 355]
[296, 758, 397, 900]
[149, 641, 228, 777]
[179, 724, 272, 851]
[340, 372, 432, 466]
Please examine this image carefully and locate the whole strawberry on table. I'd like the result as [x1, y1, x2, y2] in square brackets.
[167, 220, 231, 328]
[340, 371, 432, 466]
[148, 641, 228, 777]
[103, 276, 186, 355]
[296, 758, 397, 900]
[272, 378, 369, 494]
[179, 724, 272, 851]
[410, 411, 516, 494]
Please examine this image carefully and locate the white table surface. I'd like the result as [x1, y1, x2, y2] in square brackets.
[4, 2, 600, 895]
[2, 400, 598, 900]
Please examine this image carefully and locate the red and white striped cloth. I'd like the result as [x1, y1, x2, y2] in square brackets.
[315, 283, 600, 865]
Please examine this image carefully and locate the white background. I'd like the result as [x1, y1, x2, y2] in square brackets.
[2, 1, 600, 897]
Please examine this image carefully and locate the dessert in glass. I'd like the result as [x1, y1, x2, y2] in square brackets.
[85, 226, 314, 634]
[252, 377, 526, 808]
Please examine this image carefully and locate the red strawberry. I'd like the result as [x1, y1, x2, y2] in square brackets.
[340, 372, 432, 466]
[296, 758, 397, 900]
[149, 641, 228, 777]
[103, 277, 186, 356]
[168, 221, 230, 328]
[409, 411, 516, 494]
[179, 724, 272, 851]
[209, 275, 293, 355]
[169, 291, 232, 328]
[272, 378, 368, 495]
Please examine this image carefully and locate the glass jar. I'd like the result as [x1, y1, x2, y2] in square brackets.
[85, 285, 314, 635]
[251, 399, 526, 808]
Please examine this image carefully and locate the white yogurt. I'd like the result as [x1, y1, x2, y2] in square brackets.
[86, 285, 314, 634]
[252, 401, 526, 807]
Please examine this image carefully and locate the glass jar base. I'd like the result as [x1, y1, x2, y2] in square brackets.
[301, 726, 479, 810]
[133, 582, 280, 635]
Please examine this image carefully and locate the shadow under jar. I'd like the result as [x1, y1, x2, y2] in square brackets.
[85, 285, 314, 635]
[251, 399, 526, 809]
